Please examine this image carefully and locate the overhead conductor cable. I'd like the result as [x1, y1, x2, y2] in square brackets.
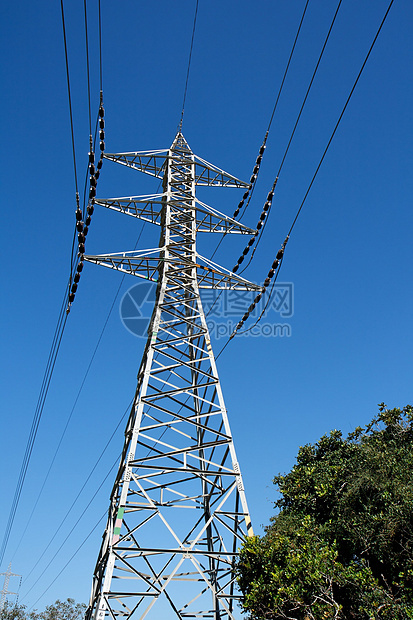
[231, 0, 395, 338]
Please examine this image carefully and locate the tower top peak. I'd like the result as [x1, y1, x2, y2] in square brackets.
[171, 131, 191, 153]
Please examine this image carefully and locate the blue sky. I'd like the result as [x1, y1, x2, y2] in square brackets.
[1, 0, 412, 611]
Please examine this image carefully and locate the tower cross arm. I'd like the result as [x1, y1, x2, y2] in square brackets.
[194, 198, 255, 233]
[94, 195, 256, 234]
[193, 155, 250, 187]
[103, 151, 250, 187]
[84, 249, 160, 282]
[103, 150, 169, 178]
[84, 251, 263, 291]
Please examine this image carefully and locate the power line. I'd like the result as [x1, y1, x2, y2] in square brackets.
[179, 0, 199, 130]
[23, 446, 121, 604]
[12, 181, 149, 579]
[10, 217, 147, 567]
[69, 0, 106, 305]
[60, 0, 79, 205]
[210, 0, 310, 262]
[98, 0, 103, 92]
[286, 0, 395, 240]
[20, 207, 169, 590]
[10, 284, 127, 561]
[235, 0, 343, 276]
[230, 0, 395, 339]
[208, 0, 337, 318]
[28, 510, 107, 611]
[68, 0, 105, 285]
[278, 1, 342, 179]
[0, 289, 69, 565]
[22, 452, 121, 602]
[83, 0, 93, 138]
[1, 0, 105, 567]
[233, 0, 311, 222]
[265, 0, 311, 137]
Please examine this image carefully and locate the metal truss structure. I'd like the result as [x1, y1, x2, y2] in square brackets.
[84, 133, 261, 620]
[0, 563, 20, 610]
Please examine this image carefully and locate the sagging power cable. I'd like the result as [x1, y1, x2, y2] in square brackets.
[98, 0, 103, 91]
[11, 215, 147, 566]
[179, 0, 199, 130]
[84, 0, 92, 138]
[28, 508, 108, 609]
[208, 0, 338, 321]
[0, 0, 82, 545]
[0, 288, 69, 565]
[21, 445, 123, 601]
[229, 0, 395, 339]
[60, 0, 80, 210]
[0, 0, 104, 566]
[210, 0, 310, 263]
[68, 0, 105, 310]
[231, 0, 343, 276]
[232, 0, 310, 222]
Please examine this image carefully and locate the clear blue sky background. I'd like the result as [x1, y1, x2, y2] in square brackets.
[1, 0, 412, 611]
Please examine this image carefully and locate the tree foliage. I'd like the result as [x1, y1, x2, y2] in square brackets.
[0, 602, 37, 620]
[0, 599, 85, 620]
[236, 405, 413, 619]
[38, 600, 86, 620]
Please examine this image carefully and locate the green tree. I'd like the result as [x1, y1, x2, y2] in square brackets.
[38, 600, 85, 620]
[1, 599, 85, 620]
[0, 602, 38, 620]
[236, 405, 413, 619]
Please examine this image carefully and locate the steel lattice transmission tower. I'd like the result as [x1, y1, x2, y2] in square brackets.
[0, 563, 21, 610]
[84, 132, 262, 620]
